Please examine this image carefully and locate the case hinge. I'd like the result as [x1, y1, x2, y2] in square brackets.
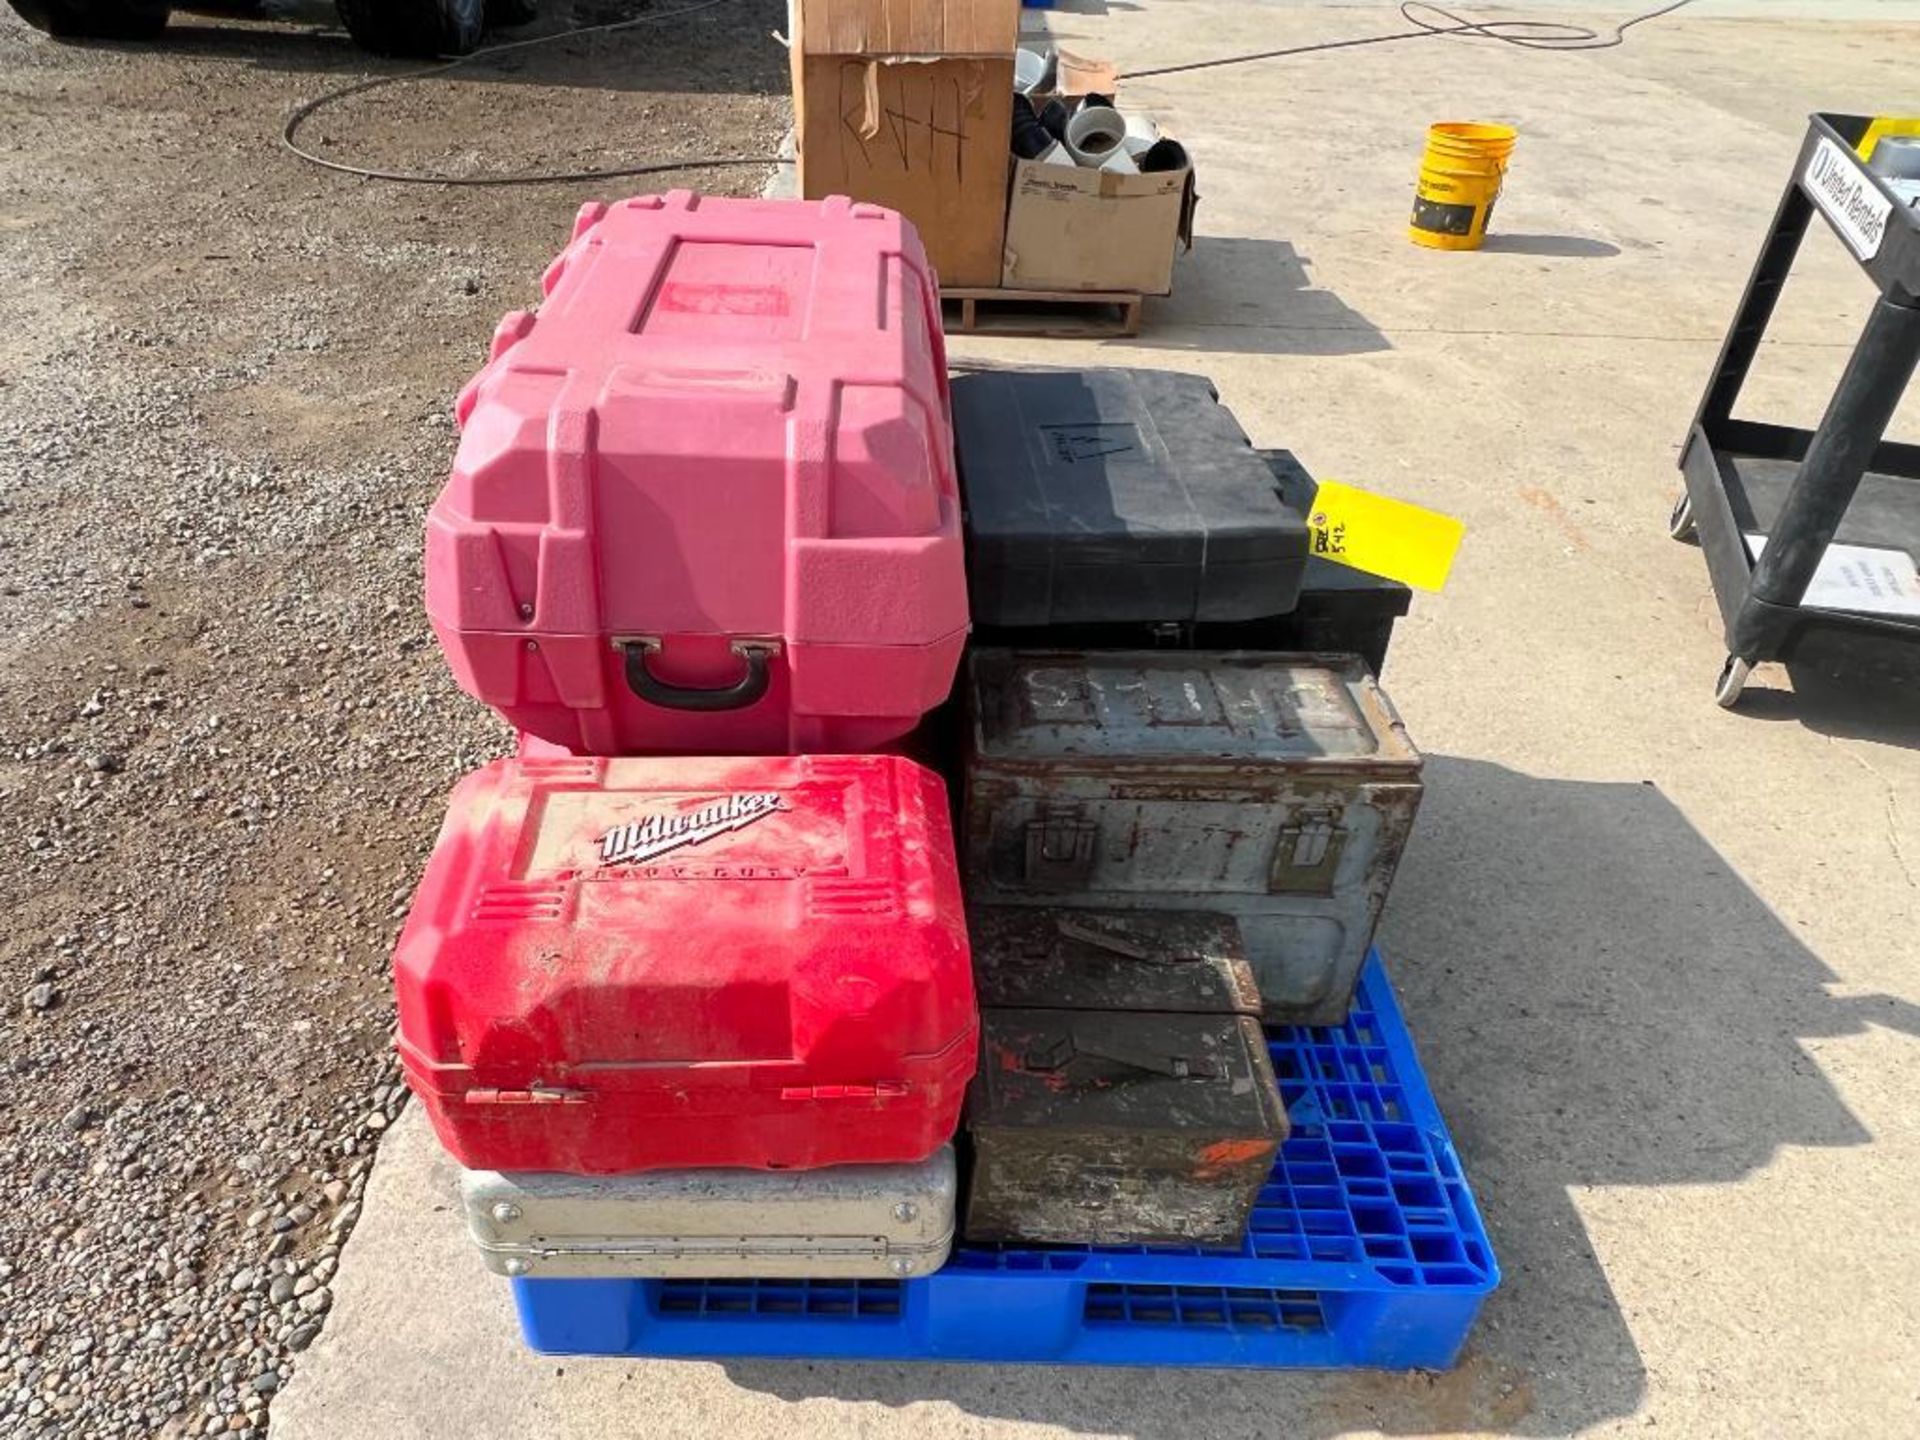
[1270, 807, 1347, 895]
[463, 1087, 591, 1106]
[1022, 804, 1098, 887]
[778, 1082, 909, 1101]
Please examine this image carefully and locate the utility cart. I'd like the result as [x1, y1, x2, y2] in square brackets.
[1672, 112, 1920, 708]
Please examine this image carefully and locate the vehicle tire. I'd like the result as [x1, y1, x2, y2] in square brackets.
[335, 0, 483, 57]
[8, 0, 171, 39]
[486, 0, 536, 25]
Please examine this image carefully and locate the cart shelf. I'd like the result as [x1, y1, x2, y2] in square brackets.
[1674, 112, 1920, 706]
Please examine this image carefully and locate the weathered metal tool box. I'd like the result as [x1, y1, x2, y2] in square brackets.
[460, 1148, 957, 1281]
[951, 367, 1308, 628]
[964, 650, 1423, 1024]
[964, 907, 1287, 1246]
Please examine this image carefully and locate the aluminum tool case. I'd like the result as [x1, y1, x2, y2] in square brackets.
[460, 1148, 957, 1281]
[964, 650, 1423, 1024]
[964, 908, 1286, 1246]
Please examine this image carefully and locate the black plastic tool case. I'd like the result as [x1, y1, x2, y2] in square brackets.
[952, 368, 1308, 627]
[962, 907, 1288, 1247]
[966, 440, 1412, 675]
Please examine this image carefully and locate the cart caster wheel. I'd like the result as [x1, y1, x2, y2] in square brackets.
[1714, 655, 1753, 709]
[1668, 492, 1698, 543]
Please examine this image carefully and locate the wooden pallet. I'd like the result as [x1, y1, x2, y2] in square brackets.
[941, 287, 1144, 339]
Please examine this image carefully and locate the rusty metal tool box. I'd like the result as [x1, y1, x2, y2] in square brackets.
[963, 907, 1287, 1246]
[964, 650, 1423, 1024]
[460, 1148, 957, 1281]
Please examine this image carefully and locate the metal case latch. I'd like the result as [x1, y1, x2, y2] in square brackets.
[1023, 805, 1098, 886]
[1270, 808, 1347, 895]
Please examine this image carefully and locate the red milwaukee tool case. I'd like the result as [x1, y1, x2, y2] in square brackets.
[395, 751, 977, 1174]
[426, 190, 969, 757]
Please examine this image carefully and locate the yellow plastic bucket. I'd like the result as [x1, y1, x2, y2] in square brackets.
[1409, 122, 1517, 251]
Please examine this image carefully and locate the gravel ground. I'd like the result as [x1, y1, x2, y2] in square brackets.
[0, 3, 786, 1434]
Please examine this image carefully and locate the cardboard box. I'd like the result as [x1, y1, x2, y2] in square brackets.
[1001, 154, 1197, 296]
[790, 0, 1019, 288]
[1048, 48, 1117, 99]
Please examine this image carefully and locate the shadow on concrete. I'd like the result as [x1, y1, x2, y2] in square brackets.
[723, 756, 1903, 1436]
[1736, 664, 1920, 750]
[1035, 0, 1144, 15]
[1478, 234, 1621, 259]
[1121, 236, 1391, 357]
[70, 0, 789, 96]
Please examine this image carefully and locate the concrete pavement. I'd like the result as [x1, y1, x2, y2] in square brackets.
[273, 4, 1920, 1436]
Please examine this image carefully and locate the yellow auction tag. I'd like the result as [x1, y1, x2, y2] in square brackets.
[1306, 480, 1464, 592]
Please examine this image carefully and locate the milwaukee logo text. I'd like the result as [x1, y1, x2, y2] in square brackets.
[598, 793, 783, 867]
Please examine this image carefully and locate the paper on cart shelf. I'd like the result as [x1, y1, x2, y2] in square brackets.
[1744, 533, 1920, 617]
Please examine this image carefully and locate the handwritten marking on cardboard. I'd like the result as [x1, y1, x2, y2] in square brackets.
[836, 61, 970, 181]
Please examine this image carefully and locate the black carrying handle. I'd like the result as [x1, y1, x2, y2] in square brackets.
[618, 639, 778, 713]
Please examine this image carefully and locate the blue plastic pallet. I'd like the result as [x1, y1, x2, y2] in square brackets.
[512, 951, 1497, 1370]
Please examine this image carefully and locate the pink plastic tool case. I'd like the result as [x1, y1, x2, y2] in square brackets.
[427, 192, 969, 756]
